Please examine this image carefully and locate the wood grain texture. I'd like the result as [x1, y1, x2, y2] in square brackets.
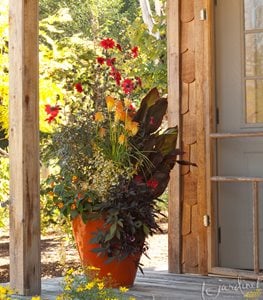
[181, 21, 195, 53]
[182, 113, 197, 145]
[181, 50, 195, 83]
[183, 173, 197, 205]
[193, 0, 208, 275]
[181, 0, 194, 23]
[183, 234, 198, 268]
[9, 0, 41, 295]
[181, 143, 190, 175]
[167, 0, 181, 274]
[181, 82, 189, 114]
[182, 204, 191, 235]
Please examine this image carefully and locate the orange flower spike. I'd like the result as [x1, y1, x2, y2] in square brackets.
[78, 193, 84, 199]
[114, 109, 122, 123]
[118, 134, 126, 145]
[48, 191, 54, 197]
[95, 112, 104, 122]
[57, 202, 64, 209]
[99, 127, 106, 138]
[106, 96, 115, 111]
[115, 100, 124, 112]
[71, 203, 77, 210]
[72, 176, 78, 183]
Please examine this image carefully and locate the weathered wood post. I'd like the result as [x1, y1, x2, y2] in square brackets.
[167, 0, 181, 273]
[9, 0, 41, 295]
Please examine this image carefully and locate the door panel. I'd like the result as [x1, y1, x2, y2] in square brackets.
[215, 0, 263, 269]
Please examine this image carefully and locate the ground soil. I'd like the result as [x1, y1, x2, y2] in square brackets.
[0, 223, 168, 283]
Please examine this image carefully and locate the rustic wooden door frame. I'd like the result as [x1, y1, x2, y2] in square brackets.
[206, 0, 263, 280]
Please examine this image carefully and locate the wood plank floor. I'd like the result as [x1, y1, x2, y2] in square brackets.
[10, 270, 263, 299]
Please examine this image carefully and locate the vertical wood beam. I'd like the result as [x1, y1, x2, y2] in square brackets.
[9, 0, 40, 295]
[194, 0, 208, 275]
[167, 0, 181, 273]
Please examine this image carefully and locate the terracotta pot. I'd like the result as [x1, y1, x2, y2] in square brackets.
[72, 215, 141, 287]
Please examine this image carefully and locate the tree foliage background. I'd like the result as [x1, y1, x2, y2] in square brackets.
[0, 0, 167, 230]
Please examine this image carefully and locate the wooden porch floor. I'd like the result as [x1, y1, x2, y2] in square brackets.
[10, 270, 263, 299]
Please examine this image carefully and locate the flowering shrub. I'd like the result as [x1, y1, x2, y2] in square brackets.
[57, 267, 136, 300]
[42, 37, 183, 260]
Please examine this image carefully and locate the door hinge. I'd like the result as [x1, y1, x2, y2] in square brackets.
[218, 227, 221, 243]
[200, 9, 207, 21]
[203, 214, 210, 227]
[216, 107, 220, 124]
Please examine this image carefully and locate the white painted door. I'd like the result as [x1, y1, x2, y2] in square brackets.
[215, 0, 263, 269]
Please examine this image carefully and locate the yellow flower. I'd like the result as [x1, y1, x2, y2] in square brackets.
[48, 191, 54, 198]
[66, 268, 74, 275]
[125, 119, 139, 136]
[118, 134, 126, 145]
[0, 285, 13, 295]
[106, 96, 115, 111]
[124, 98, 131, 108]
[87, 266, 100, 271]
[129, 121, 139, 136]
[76, 286, 85, 292]
[86, 281, 95, 290]
[31, 297, 41, 300]
[119, 286, 129, 293]
[95, 111, 104, 122]
[97, 282, 104, 290]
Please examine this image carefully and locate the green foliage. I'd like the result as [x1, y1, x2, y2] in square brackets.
[0, 156, 9, 229]
[127, 14, 167, 93]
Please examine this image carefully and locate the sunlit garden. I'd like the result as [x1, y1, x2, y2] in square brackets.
[0, 0, 172, 299]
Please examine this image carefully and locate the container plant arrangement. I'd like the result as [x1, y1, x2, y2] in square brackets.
[42, 38, 183, 287]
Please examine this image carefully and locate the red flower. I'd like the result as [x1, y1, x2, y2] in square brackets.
[45, 104, 60, 123]
[96, 57, 105, 65]
[149, 116, 155, 125]
[100, 38, 115, 49]
[110, 67, 122, 86]
[135, 76, 142, 87]
[134, 175, 143, 183]
[131, 46, 139, 58]
[116, 43, 122, 51]
[121, 78, 134, 94]
[146, 179, 159, 189]
[106, 58, 116, 67]
[75, 83, 83, 93]
[129, 103, 136, 112]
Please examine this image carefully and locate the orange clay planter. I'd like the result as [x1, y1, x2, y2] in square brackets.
[72, 215, 141, 287]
